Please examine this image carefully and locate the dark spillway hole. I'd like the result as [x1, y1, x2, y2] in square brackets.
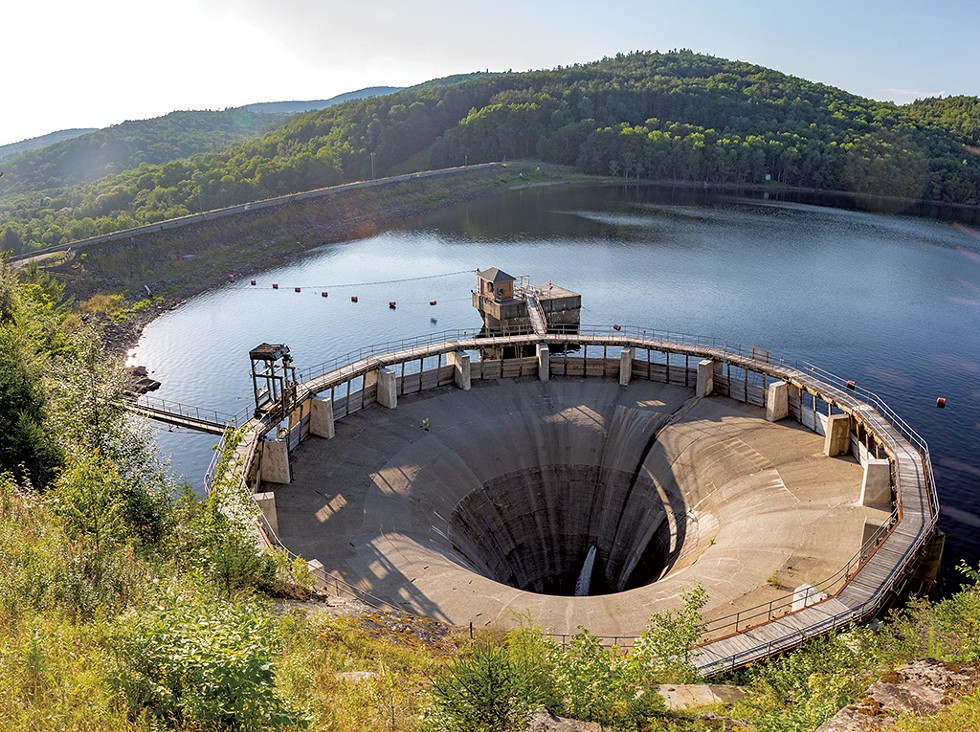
[449, 465, 676, 597]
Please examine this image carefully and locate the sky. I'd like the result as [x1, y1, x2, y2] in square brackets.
[2, 0, 978, 147]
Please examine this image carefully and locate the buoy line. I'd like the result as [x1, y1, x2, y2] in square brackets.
[244, 268, 474, 292]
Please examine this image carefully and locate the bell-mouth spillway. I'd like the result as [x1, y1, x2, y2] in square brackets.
[216, 328, 938, 674]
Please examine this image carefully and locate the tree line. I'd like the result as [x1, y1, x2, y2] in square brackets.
[2, 51, 979, 254]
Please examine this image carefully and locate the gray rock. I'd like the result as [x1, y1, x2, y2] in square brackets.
[524, 711, 615, 731]
[817, 660, 980, 731]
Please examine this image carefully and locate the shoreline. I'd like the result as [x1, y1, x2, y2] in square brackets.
[48, 165, 978, 356]
[61, 163, 585, 356]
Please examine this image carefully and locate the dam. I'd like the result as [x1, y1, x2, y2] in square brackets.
[206, 271, 939, 674]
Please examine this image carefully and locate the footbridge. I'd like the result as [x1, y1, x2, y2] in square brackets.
[121, 394, 245, 435]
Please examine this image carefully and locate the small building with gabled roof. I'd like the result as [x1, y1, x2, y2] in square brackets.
[477, 267, 516, 302]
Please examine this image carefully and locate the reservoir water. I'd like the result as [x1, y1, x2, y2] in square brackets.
[129, 184, 980, 575]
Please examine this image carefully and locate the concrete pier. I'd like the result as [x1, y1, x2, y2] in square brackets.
[766, 381, 789, 422]
[824, 414, 851, 457]
[447, 351, 471, 390]
[310, 398, 335, 439]
[261, 440, 290, 484]
[253, 491, 280, 535]
[537, 344, 550, 382]
[696, 359, 714, 397]
[376, 367, 397, 409]
[860, 458, 891, 506]
[619, 348, 634, 386]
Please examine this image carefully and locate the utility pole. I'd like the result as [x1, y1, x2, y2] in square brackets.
[370, 152, 376, 179]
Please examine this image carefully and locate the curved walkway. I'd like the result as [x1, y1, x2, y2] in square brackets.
[227, 326, 937, 674]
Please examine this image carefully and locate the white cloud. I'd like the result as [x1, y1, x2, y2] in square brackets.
[882, 88, 948, 102]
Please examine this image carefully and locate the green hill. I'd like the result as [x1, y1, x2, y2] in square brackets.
[241, 86, 402, 115]
[3, 50, 980, 254]
[0, 128, 98, 163]
[0, 108, 286, 195]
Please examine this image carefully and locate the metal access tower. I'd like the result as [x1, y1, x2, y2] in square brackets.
[249, 343, 297, 419]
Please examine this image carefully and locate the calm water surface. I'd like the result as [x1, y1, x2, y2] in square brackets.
[130, 185, 980, 574]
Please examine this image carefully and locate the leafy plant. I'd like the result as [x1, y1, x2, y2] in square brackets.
[633, 582, 708, 684]
[110, 586, 309, 730]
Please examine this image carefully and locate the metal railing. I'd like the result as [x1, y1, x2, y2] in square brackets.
[129, 393, 248, 428]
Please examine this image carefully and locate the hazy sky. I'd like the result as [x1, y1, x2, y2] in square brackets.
[2, 0, 977, 147]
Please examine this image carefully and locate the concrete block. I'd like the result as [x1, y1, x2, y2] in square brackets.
[447, 351, 471, 391]
[860, 458, 891, 506]
[537, 344, 550, 382]
[696, 359, 714, 397]
[307, 559, 326, 587]
[376, 367, 397, 409]
[823, 413, 851, 457]
[791, 583, 828, 612]
[253, 491, 280, 536]
[261, 440, 290, 484]
[310, 398, 335, 439]
[766, 381, 789, 422]
[619, 348, 634, 386]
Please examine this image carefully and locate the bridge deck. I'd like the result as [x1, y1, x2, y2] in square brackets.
[121, 400, 235, 435]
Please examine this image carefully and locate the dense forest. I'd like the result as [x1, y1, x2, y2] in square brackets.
[2, 50, 980, 254]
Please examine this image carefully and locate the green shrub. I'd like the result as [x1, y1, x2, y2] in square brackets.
[633, 583, 707, 684]
[423, 640, 542, 732]
[549, 628, 665, 731]
[110, 586, 309, 730]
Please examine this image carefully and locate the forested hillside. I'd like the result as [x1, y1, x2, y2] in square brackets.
[242, 86, 402, 115]
[906, 95, 980, 146]
[3, 50, 980, 254]
[0, 128, 97, 163]
[0, 108, 286, 196]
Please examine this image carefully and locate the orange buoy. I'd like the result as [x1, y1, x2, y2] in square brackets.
[389, 301, 397, 309]
[351, 295, 358, 302]
[846, 380, 856, 390]
[295, 287, 301, 293]
[250, 279, 257, 286]
[429, 300, 437, 306]
[936, 397, 946, 409]
[612, 324, 622, 331]
[272, 283, 279, 289]
[321, 291, 328, 298]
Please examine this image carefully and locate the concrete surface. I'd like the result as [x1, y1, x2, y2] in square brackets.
[655, 683, 747, 710]
[271, 377, 877, 636]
